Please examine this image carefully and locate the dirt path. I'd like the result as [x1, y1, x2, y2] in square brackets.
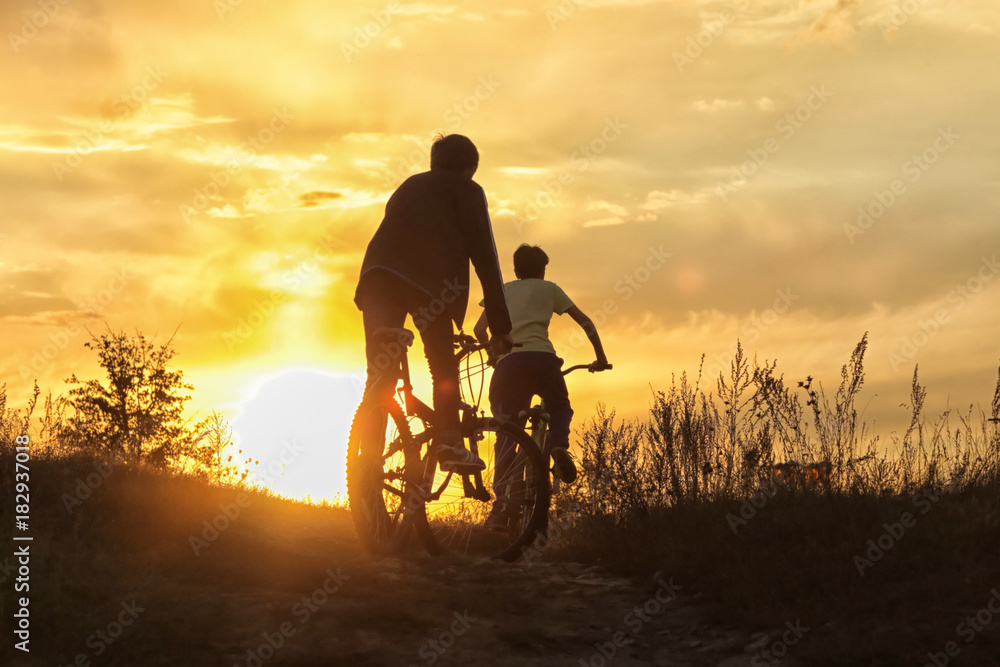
[24, 475, 800, 667]
[161, 507, 784, 667]
[286, 556, 738, 667]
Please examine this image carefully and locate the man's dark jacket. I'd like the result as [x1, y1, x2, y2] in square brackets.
[355, 169, 512, 336]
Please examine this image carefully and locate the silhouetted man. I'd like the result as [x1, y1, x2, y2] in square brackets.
[355, 134, 513, 471]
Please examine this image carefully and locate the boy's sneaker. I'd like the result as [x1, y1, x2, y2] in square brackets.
[550, 447, 577, 484]
[437, 443, 487, 474]
[484, 503, 508, 531]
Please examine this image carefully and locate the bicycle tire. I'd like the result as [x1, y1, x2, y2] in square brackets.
[411, 417, 550, 562]
[538, 425, 557, 524]
[346, 394, 422, 556]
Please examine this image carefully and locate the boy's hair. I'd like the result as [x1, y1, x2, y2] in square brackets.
[430, 134, 479, 172]
[513, 244, 548, 279]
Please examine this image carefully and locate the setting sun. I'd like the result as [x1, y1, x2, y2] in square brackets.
[230, 368, 364, 503]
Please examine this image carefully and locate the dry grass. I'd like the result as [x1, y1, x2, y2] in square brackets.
[562, 335, 1000, 519]
[550, 334, 1000, 665]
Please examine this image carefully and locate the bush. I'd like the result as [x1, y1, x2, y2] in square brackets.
[2, 327, 239, 481]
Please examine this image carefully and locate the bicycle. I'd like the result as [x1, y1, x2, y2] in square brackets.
[514, 360, 612, 501]
[497, 361, 613, 546]
[346, 327, 551, 561]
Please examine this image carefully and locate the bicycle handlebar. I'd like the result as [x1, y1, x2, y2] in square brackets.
[454, 334, 611, 375]
[454, 334, 522, 365]
[563, 362, 613, 376]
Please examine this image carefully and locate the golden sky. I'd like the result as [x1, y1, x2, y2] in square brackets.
[2, 0, 999, 497]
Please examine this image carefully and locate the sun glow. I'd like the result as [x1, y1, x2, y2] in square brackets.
[230, 367, 365, 503]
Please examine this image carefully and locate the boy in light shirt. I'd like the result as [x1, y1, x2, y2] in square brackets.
[474, 244, 610, 525]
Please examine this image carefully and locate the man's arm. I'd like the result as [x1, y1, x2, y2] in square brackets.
[460, 183, 513, 355]
[566, 305, 610, 367]
[460, 183, 511, 337]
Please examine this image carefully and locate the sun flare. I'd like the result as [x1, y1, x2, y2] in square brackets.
[230, 367, 365, 503]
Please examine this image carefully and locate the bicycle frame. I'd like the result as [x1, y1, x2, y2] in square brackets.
[383, 331, 493, 503]
[518, 362, 610, 494]
[393, 339, 435, 425]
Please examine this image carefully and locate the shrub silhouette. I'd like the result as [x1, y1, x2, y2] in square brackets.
[61, 328, 202, 466]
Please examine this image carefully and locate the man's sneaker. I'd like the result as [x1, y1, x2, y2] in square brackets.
[550, 447, 577, 484]
[484, 503, 508, 531]
[437, 443, 487, 474]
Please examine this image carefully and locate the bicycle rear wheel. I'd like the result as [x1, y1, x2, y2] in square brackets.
[346, 395, 422, 555]
[412, 417, 550, 562]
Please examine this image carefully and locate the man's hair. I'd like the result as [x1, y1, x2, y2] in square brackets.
[430, 134, 479, 172]
[513, 244, 548, 279]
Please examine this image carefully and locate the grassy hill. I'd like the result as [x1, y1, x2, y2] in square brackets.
[2, 445, 1000, 666]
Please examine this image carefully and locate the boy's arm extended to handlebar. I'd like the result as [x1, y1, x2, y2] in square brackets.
[566, 305, 610, 369]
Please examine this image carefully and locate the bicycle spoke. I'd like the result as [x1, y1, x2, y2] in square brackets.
[411, 418, 550, 561]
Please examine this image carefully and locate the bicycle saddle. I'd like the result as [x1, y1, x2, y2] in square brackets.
[518, 406, 550, 421]
[372, 327, 415, 347]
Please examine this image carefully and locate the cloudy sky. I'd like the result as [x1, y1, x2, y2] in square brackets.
[2, 0, 998, 496]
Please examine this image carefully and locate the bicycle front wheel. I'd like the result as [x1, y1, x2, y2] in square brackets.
[346, 395, 422, 556]
[412, 417, 550, 562]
